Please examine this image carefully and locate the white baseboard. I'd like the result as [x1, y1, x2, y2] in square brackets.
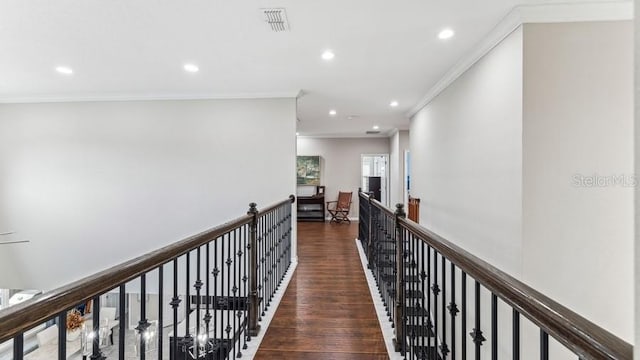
[355, 238, 404, 360]
[241, 258, 298, 359]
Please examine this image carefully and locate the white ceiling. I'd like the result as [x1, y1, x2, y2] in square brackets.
[0, 0, 624, 137]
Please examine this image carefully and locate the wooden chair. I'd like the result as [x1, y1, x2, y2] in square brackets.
[327, 191, 353, 223]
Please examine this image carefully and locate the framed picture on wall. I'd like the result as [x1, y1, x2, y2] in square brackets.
[297, 156, 321, 185]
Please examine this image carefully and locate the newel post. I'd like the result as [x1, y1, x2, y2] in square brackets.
[393, 203, 406, 353]
[247, 202, 261, 337]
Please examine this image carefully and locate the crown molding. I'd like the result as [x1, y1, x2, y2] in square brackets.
[406, 1, 633, 118]
[0, 91, 302, 104]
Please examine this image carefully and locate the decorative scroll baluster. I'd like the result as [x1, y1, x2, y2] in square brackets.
[470, 280, 485, 360]
[205, 243, 211, 353]
[432, 250, 440, 357]
[226, 231, 232, 353]
[449, 263, 459, 360]
[248, 203, 259, 336]
[213, 237, 220, 346]
[420, 237, 427, 356]
[393, 204, 406, 353]
[233, 228, 239, 358]
[411, 229, 417, 357]
[441, 256, 449, 357]
[236, 226, 245, 357]
[195, 247, 202, 359]
[242, 224, 249, 350]
[427, 244, 433, 353]
[171, 259, 180, 360]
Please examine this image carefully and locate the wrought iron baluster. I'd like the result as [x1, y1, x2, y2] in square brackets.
[195, 247, 202, 359]
[226, 231, 232, 353]
[91, 295, 104, 360]
[214, 236, 220, 345]
[171, 259, 179, 360]
[242, 224, 249, 350]
[58, 312, 66, 359]
[410, 228, 421, 354]
[261, 213, 266, 319]
[158, 266, 163, 359]
[185, 252, 191, 343]
[427, 245, 432, 356]
[233, 228, 240, 358]
[441, 256, 449, 357]
[433, 251, 439, 357]
[420, 236, 426, 356]
[393, 205, 405, 354]
[513, 309, 520, 360]
[247, 203, 259, 337]
[13, 333, 23, 360]
[470, 280, 485, 360]
[449, 263, 459, 360]
[461, 271, 467, 360]
[137, 273, 149, 360]
[491, 293, 497, 360]
[205, 243, 211, 353]
[540, 330, 549, 360]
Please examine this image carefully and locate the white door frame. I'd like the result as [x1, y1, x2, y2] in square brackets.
[361, 154, 390, 207]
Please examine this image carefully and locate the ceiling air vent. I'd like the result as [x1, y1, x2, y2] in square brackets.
[366, 131, 381, 135]
[261, 8, 290, 32]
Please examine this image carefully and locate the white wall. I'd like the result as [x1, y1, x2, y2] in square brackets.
[636, 2, 640, 358]
[0, 98, 297, 290]
[410, 27, 524, 276]
[411, 20, 634, 357]
[522, 21, 634, 343]
[389, 130, 409, 208]
[296, 137, 390, 218]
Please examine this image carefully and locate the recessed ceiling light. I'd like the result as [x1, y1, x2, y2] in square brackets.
[438, 28, 455, 40]
[296, 132, 300, 136]
[55, 66, 73, 75]
[390, 100, 399, 107]
[373, 125, 380, 130]
[184, 63, 199, 73]
[321, 50, 335, 61]
[329, 110, 337, 116]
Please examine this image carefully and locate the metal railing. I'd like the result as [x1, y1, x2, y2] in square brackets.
[358, 190, 631, 360]
[0, 195, 295, 360]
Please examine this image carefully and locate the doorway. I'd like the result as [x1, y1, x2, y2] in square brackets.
[361, 154, 389, 207]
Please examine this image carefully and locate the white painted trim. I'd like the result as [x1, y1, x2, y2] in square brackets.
[406, 1, 633, 118]
[242, 258, 298, 359]
[355, 238, 403, 360]
[0, 91, 301, 104]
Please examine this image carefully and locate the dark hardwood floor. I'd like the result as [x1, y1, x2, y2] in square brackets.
[254, 222, 389, 359]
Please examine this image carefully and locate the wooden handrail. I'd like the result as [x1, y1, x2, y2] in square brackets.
[0, 196, 295, 345]
[398, 217, 632, 359]
[258, 195, 296, 217]
[360, 191, 394, 217]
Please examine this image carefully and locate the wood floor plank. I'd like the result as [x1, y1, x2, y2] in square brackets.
[254, 222, 389, 359]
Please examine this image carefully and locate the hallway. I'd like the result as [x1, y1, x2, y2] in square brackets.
[254, 222, 389, 359]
